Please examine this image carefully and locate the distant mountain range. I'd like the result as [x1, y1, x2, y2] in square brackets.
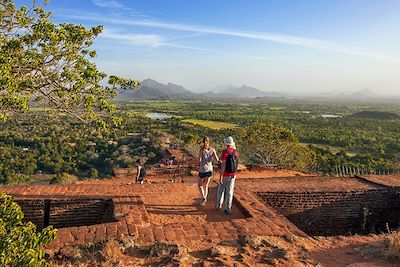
[200, 85, 286, 99]
[336, 89, 379, 99]
[116, 79, 399, 101]
[117, 79, 285, 100]
[117, 79, 195, 100]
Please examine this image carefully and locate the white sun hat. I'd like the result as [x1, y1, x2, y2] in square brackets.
[223, 136, 235, 147]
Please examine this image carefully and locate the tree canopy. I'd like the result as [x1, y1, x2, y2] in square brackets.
[239, 123, 317, 171]
[0, 0, 139, 126]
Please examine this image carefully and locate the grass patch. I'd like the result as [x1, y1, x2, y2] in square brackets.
[302, 142, 358, 157]
[182, 119, 238, 130]
[29, 173, 54, 185]
[270, 107, 286, 111]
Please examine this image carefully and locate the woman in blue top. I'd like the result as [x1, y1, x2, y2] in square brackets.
[198, 136, 219, 207]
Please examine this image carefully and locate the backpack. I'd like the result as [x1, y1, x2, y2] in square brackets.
[139, 166, 146, 178]
[225, 149, 238, 173]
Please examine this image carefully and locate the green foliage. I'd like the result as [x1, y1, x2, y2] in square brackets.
[0, 194, 57, 266]
[129, 100, 400, 173]
[0, 0, 140, 126]
[350, 111, 399, 120]
[49, 172, 78, 185]
[1, 99, 399, 183]
[1, 173, 30, 185]
[239, 123, 316, 171]
[88, 168, 99, 179]
[0, 111, 163, 183]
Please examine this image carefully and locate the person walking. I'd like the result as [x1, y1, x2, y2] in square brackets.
[216, 136, 239, 215]
[198, 136, 219, 207]
[136, 159, 146, 184]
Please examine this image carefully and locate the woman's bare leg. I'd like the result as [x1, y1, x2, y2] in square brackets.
[198, 177, 206, 199]
[202, 177, 211, 200]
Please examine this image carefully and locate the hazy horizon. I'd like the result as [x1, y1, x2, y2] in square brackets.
[16, 0, 400, 95]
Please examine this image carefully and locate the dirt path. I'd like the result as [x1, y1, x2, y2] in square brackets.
[142, 178, 246, 225]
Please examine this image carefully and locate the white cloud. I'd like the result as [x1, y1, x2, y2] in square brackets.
[100, 30, 165, 45]
[62, 14, 400, 62]
[91, 0, 124, 9]
[155, 42, 274, 60]
[98, 29, 274, 59]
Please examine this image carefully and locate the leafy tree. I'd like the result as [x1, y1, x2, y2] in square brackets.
[0, 194, 57, 266]
[0, 0, 140, 125]
[239, 123, 316, 171]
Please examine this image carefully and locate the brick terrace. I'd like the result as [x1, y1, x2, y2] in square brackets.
[1, 174, 399, 248]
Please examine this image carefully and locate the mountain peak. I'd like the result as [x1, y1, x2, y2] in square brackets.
[117, 79, 194, 100]
[351, 89, 377, 97]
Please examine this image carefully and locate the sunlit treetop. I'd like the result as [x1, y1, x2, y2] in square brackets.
[0, 0, 140, 128]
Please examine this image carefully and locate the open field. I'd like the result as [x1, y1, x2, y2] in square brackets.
[181, 118, 238, 130]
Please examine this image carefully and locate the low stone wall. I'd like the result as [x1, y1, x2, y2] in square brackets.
[15, 198, 114, 230]
[257, 189, 400, 236]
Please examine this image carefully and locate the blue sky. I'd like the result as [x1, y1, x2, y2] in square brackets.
[16, 0, 400, 94]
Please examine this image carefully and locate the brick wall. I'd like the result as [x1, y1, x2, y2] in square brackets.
[257, 189, 400, 236]
[15, 198, 115, 230]
[49, 199, 114, 228]
[17, 199, 45, 230]
[388, 192, 400, 230]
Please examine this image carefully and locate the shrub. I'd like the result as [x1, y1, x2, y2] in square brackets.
[0, 194, 57, 266]
[88, 168, 99, 179]
[49, 172, 78, 185]
[1, 173, 31, 185]
[386, 230, 400, 258]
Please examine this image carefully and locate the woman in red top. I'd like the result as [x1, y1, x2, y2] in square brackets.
[215, 136, 239, 215]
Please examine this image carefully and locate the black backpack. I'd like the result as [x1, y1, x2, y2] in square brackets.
[225, 149, 238, 173]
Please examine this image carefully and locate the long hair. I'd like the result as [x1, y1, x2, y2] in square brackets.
[202, 136, 210, 149]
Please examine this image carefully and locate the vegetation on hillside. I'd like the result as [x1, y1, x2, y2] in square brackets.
[124, 100, 400, 174]
[0, 194, 57, 266]
[349, 111, 399, 120]
[0, 112, 163, 184]
[1, 98, 399, 184]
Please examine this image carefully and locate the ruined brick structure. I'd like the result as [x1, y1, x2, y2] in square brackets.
[258, 189, 400, 235]
[1, 174, 400, 249]
[16, 198, 115, 230]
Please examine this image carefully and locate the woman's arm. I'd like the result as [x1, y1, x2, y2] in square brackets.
[212, 148, 219, 162]
[198, 148, 203, 164]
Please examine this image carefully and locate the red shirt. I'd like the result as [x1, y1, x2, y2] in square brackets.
[220, 146, 239, 177]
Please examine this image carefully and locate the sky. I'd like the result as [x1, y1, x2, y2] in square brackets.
[16, 0, 400, 95]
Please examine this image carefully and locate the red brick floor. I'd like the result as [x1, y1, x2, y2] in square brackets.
[1, 179, 305, 249]
[2, 175, 397, 249]
[357, 174, 400, 188]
